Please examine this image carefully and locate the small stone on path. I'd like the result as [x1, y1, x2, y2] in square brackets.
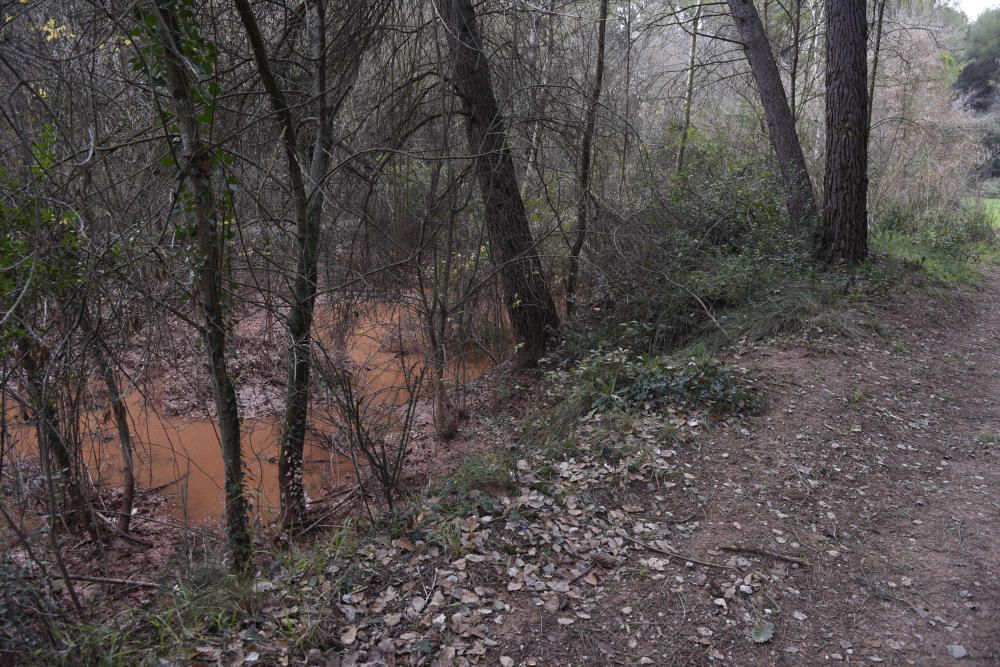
[947, 644, 968, 659]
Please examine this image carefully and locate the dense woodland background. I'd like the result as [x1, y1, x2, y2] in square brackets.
[2, 0, 999, 663]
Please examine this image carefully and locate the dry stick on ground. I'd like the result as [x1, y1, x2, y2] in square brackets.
[621, 535, 734, 570]
[301, 486, 361, 534]
[24, 573, 164, 590]
[721, 544, 810, 567]
[97, 509, 225, 541]
[94, 513, 155, 548]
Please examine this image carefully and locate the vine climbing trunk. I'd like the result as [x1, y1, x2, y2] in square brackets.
[154, 0, 251, 569]
[434, 0, 559, 366]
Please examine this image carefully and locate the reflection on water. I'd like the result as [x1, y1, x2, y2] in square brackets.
[7, 394, 354, 523]
[6, 304, 489, 523]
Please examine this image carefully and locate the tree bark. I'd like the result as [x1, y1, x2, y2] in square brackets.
[82, 312, 136, 535]
[566, 0, 610, 318]
[235, 0, 380, 527]
[817, 0, 868, 263]
[676, 0, 703, 175]
[434, 0, 559, 366]
[154, 0, 251, 570]
[727, 0, 819, 229]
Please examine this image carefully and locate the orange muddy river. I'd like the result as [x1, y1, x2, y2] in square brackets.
[5, 306, 489, 524]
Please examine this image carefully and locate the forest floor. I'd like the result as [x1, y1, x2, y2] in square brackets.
[11, 263, 1000, 667]
[473, 271, 1000, 666]
[290, 265, 1000, 667]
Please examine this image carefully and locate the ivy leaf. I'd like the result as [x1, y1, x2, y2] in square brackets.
[751, 621, 775, 644]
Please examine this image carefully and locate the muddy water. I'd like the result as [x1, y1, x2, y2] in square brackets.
[84, 400, 349, 523]
[7, 305, 489, 524]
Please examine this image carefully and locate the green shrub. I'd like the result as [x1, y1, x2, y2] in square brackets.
[574, 348, 755, 416]
[874, 202, 997, 259]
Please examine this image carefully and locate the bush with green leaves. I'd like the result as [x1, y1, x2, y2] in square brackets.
[574, 348, 755, 416]
[874, 202, 997, 259]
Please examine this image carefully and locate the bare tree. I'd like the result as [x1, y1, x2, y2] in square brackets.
[676, 0, 704, 175]
[152, 0, 251, 569]
[565, 0, 610, 318]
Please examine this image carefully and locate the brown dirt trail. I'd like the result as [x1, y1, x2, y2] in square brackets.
[495, 271, 1000, 665]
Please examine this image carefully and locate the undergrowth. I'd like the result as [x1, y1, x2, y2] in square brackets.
[10, 181, 999, 667]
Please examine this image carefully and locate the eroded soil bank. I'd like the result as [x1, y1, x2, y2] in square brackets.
[7, 271, 999, 666]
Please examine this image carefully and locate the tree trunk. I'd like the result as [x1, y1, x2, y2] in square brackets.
[434, 0, 559, 366]
[82, 313, 136, 535]
[520, 0, 556, 200]
[789, 0, 801, 119]
[727, 0, 819, 228]
[155, 0, 251, 570]
[566, 0, 610, 318]
[868, 0, 887, 130]
[236, 0, 379, 527]
[17, 336, 85, 530]
[234, 0, 319, 529]
[817, 0, 868, 263]
[676, 0, 703, 175]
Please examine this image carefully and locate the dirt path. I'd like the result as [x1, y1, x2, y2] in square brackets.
[493, 272, 1000, 665]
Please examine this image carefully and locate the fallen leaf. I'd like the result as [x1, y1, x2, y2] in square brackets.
[751, 621, 775, 644]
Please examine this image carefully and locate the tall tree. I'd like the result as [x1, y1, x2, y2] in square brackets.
[676, 0, 704, 175]
[433, 0, 560, 366]
[727, 0, 820, 228]
[235, 0, 385, 527]
[152, 0, 251, 569]
[817, 0, 869, 263]
[566, 0, 610, 318]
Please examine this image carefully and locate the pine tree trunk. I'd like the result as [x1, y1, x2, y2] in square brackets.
[434, 0, 559, 366]
[817, 0, 869, 263]
[727, 0, 819, 229]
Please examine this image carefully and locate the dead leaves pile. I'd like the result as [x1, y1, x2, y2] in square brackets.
[301, 410, 778, 665]
[175, 406, 785, 666]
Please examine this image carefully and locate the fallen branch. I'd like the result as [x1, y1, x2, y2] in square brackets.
[144, 472, 190, 494]
[721, 544, 810, 567]
[100, 510, 225, 540]
[95, 512, 154, 548]
[22, 572, 164, 590]
[622, 535, 734, 570]
[301, 486, 361, 534]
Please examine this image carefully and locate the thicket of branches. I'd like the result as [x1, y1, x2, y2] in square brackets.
[0, 0, 992, 610]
